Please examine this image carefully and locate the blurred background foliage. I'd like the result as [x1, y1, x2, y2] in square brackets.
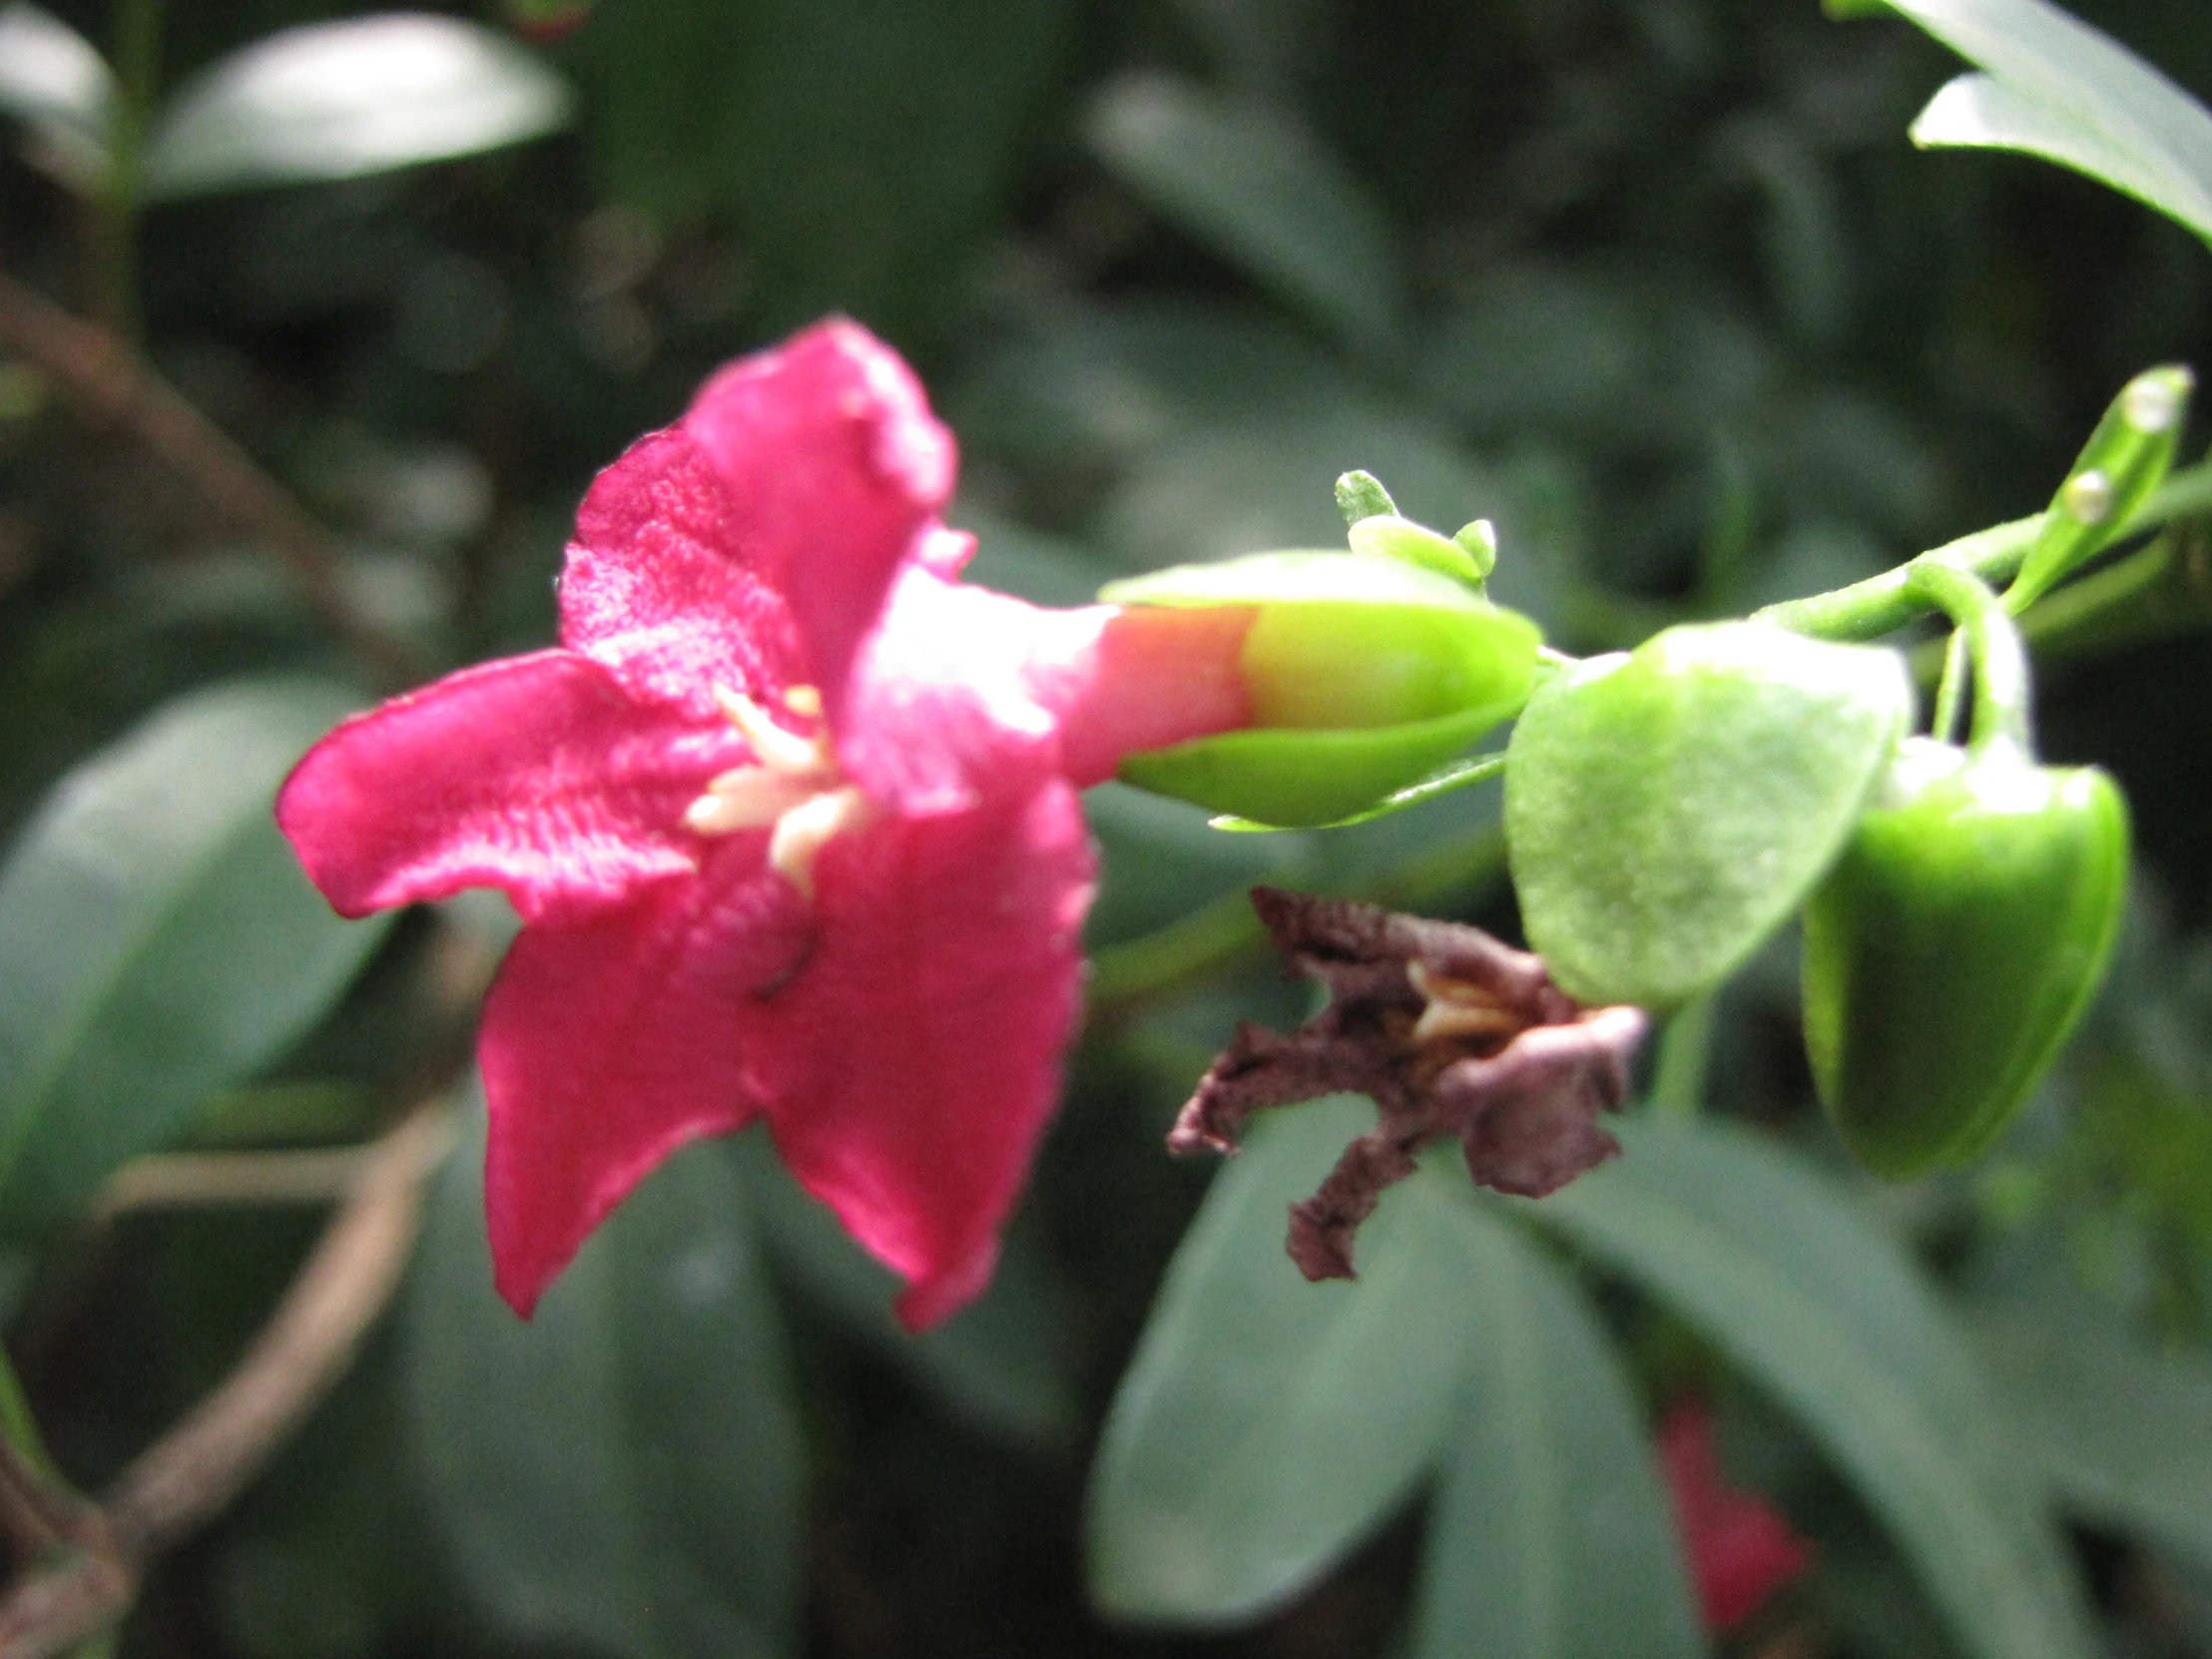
[1, 0, 2211, 1654]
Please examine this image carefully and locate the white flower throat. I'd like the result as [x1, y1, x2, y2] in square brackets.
[684, 683, 871, 897]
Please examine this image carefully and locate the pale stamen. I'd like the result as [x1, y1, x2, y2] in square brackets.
[683, 766, 819, 834]
[768, 786, 874, 898]
[683, 683, 874, 902]
[1407, 959, 1523, 1046]
[713, 683, 828, 776]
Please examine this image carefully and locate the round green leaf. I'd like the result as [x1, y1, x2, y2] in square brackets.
[1506, 621, 1912, 1008]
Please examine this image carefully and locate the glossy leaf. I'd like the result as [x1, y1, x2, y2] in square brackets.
[1506, 622, 1913, 1009]
[1088, 1098, 1480, 1624]
[1971, 1288, 2212, 1578]
[733, 1129, 1079, 1449]
[1086, 72, 1401, 348]
[1833, 0, 2212, 247]
[1528, 1117, 2097, 1659]
[1412, 1198, 1706, 1659]
[142, 14, 573, 201]
[403, 1111, 802, 1659]
[0, 679, 390, 1230]
[0, 4, 112, 189]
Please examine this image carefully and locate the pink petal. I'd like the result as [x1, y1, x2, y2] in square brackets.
[561, 425, 809, 722]
[1660, 1399, 1814, 1632]
[753, 780, 1095, 1329]
[680, 320, 955, 718]
[480, 839, 812, 1315]
[277, 650, 738, 924]
[834, 566, 1074, 815]
[1034, 603, 1257, 788]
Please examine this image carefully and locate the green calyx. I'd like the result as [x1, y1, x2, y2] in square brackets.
[1102, 550, 1541, 828]
[1803, 739, 2129, 1177]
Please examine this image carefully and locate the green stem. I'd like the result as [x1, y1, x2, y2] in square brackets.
[1086, 824, 1507, 1017]
[1752, 458, 2212, 643]
[1649, 989, 1715, 1122]
[0, 1345, 60, 1482]
[1905, 561, 2033, 757]
[1929, 628, 1968, 744]
[92, 0, 161, 339]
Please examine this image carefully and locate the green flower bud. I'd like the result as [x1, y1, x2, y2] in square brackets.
[1102, 552, 1542, 827]
[1803, 738, 2129, 1177]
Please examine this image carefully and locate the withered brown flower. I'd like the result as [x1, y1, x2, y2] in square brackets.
[1169, 886, 1648, 1281]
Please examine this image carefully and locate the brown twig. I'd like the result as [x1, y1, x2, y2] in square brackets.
[0, 263, 427, 689]
[0, 1100, 457, 1659]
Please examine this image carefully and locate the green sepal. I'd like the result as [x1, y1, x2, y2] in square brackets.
[1505, 620, 1914, 1009]
[1804, 739, 2129, 1177]
[1121, 703, 1519, 830]
[2008, 364, 2192, 612]
[1210, 751, 1505, 832]
[1099, 549, 1494, 613]
[1334, 469, 1398, 526]
[1347, 515, 1491, 588]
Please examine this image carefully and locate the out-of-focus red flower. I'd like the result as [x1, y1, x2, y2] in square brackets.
[1660, 1397, 1815, 1634]
[278, 320, 1250, 1329]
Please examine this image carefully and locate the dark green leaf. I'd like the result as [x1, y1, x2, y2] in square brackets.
[570, 0, 1074, 341]
[1528, 1117, 2097, 1659]
[403, 1110, 801, 1659]
[143, 15, 573, 201]
[1413, 1198, 1706, 1659]
[1087, 1098, 1480, 1624]
[0, 679, 390, 1229]
[1086, 72, 1401, 348]
[734, 1129, 1079, 1450]
[1970, 1286, 2212, 1578]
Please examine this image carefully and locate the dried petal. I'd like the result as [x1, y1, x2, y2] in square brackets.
[1171, 887, 1648, 1281]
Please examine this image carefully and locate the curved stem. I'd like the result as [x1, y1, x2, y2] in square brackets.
[1929, 629, 1969, 745]
[1752, 457, 2212, 643]
[1904, 561, 2033, 757]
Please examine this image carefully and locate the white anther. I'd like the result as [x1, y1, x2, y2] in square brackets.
[768, 786, 873, 898]
[2123, 373, 2184, 434]
[2061, 468, 2113, 526]
[784, 684, 824, 719]
[713, 683, 826, 776]
[682, 765, 818, 834]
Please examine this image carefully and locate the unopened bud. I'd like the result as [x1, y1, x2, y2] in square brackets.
[1101, 551, 1542, 826]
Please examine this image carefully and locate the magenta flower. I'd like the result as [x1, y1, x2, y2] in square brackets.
[278, 320, 1251, 1329]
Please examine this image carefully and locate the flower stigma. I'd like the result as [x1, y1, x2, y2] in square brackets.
[684, 682, 875, 897]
